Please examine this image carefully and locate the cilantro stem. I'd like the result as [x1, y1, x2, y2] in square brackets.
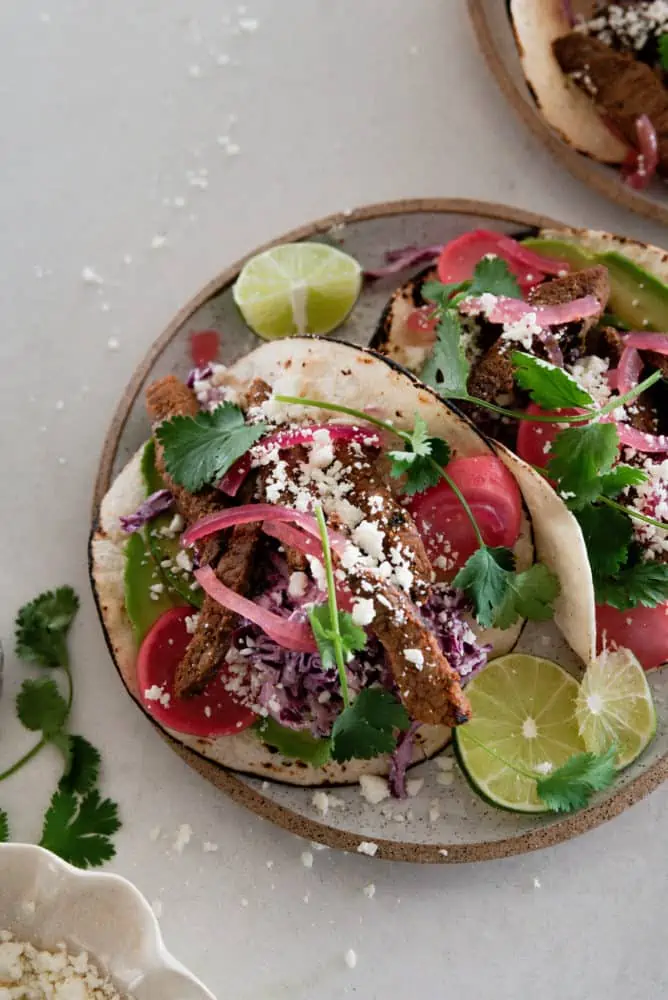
[0, 739, 46, 782]
[275, 396, 401, 437]
[314, 505, 350, 709]
[599, 495, 668, 534]
[461, 730, 539, 783]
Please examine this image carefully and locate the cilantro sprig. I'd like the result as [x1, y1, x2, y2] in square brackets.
[275, 396, 560, 630]
[157, 402, 268, 492]
[308, 506, 409, 762]
[2, 587, 121, 868]
[463, 730, 618, 813]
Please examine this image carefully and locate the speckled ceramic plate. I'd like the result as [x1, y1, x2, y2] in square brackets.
[468, 0, 668, 227]
[90, 198, 668, 863]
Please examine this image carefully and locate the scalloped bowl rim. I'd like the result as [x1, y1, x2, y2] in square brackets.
[0, 843, 216, 999]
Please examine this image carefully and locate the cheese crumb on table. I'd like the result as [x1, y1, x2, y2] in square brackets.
[0, 931, 131, 999]
[357, 841, 378, 857]
[344, 949, 358, 969]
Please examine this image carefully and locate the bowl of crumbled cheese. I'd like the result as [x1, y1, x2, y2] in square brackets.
[0, 843, 215, 999]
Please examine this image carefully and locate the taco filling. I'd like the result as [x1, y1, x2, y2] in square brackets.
[93, 335, 579, 795]
[373, 225, 668, 675]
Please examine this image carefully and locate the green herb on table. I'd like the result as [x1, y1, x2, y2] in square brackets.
[1, 587, 121, 868]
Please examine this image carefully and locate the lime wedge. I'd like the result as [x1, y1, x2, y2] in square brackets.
[576, 647, 656, 770]
[455, 654, 585, 813]
[233, 242, 362, 340]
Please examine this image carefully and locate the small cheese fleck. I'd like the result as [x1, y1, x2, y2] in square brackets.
[173, 823, 193, 853]
[352, 597, 375, 627]
[301, 850, 314, 869]
[344, 949, 358, 969]
[288, 571, 309, 599]
[406, 778, 424, 798]
[357, 841, 379, 857]
[358, 775, 390, 805]
[404, 648, 424, 669]
[362, 883, 376, 899]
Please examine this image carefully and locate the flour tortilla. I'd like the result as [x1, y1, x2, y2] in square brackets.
[509, 0, 627, 164]
[92, 340, 540, 786]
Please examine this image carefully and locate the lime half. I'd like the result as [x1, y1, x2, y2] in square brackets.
[576, 648, 656, 770]
[455, 654, 585, 813]
[233, 242, 362, 340]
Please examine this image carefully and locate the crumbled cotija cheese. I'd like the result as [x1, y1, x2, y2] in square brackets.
[567, 355, 610, 407]
[0, 932, 131, 999]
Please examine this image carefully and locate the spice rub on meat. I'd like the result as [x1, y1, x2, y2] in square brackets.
[353, 572, 470, 727]
[146, 375, 265, 697]
[146, 376, 227, 566]
[553, 32, 668, 176]
[175, 519, 262, 697]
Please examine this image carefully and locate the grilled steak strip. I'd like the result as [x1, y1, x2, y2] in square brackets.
[352, 572, 470, 727]
[553, 32, 668, 176]
[175, 518, 263, 697]
[146, 375, 227, 566]
[528, 265, 610, 360]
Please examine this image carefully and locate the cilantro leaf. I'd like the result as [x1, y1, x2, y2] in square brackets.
[50, 732, 73, 771]
[40, 789, 121, 870]
[660, 33, 668, 71]
[331, 688, 410, 763]
[453, 546, 515, 629]
[156, 403, 268, 492]
[599, 464, 648, 498]
[15, 586, 79, 668]
[421, 280, 468, 307]
[309, 605, 366, 669]
[493, 563, 561, 630]
[59, 736, 101, 795]
[548, 423, 619, 508]
[16, 678, 68, 737]
[254, 718, 332, 767]
[574, 503, 633, 580]
[0, 810, 9, 844]
[512, 352, 594, 410]
[388, 416, 451, 496]
[421, 311, 470, 396]
[468, 256, 522, 299]
[595, 559, 668, 610]
[536, 745, 617, 813]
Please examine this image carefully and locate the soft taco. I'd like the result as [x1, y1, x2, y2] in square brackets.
[371, 224, 668, 674]
[90, 338, 589, 791]
[509, 0, 668, 187]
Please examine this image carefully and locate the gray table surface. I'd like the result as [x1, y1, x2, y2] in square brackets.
[1, 1, 667, 997]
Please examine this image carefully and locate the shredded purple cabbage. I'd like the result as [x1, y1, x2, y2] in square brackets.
[419, 585, 490, 680]
[234, 560, 488, 740]
[389, 722, 420, 799]
[364, 244, 443, 281]
[186, 364, 213, 388]
[120, 489, 174, 534]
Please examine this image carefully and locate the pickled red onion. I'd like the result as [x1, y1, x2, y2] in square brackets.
[183, 503, 351, 557]
[459, 294, 600, 327]
[616, 423, 668, 454]
[262, 520, 322, 559]
[623, 333, 668, 353]
[218, 424, 382, 496]
[404, 306, 439, 346]
[195, 566, 318, 653]
[496, 236, 567, 276]
[616, 346, 643, 395]
[622, 115, 659, 190]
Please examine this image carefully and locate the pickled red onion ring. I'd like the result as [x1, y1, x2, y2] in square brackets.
[622, 115, 659, 191]
[616, 423, 668, 454]
[195, 566, 318, 653]
[623, 333, 668, 354]
[616, 347, 643, 396]
[183, 504, 350, 557]
[459, 294, 600, 327]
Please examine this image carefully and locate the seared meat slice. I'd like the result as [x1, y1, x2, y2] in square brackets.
[553, 33, 668, 176]
[245, 377, 272, 412]
[336, 444, 433, 604]
[146, 375, 227, 565]
[355, 575, 470, 727]
[529, 266, 610, 360]
[175, 520, 263, 697]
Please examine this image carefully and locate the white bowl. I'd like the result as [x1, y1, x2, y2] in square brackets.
[0, 844, 216, 1000]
